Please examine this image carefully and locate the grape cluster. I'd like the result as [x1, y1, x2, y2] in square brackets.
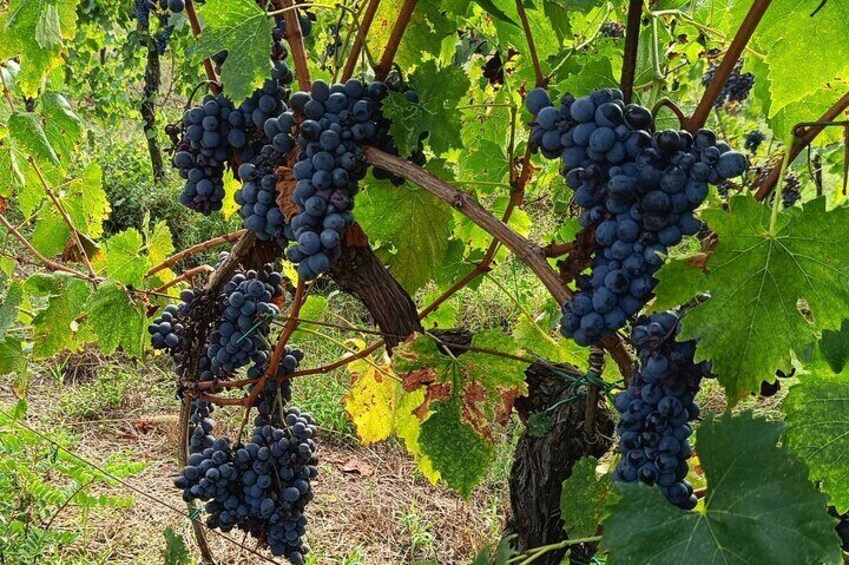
[612, 311, 710, 510]
[148, 289, 195, 351]
[134, 0, 150, 26]
[235, 144, 292, 243]
[173, 94, 241, 215]
[601, 21, 625, 39]
[744, 130, 765, 153]
[781, 172, 801, 208]
[284, 79, 398, 280]
[176, 395, 317, 564]
[206, 266, 284, 377]
[526, 87, 747, 345]
[837, 516, 849, 552]
[702, 59, 754, 107]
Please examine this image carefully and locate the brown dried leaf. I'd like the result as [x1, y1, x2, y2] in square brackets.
[341, 456, 374, 476]
[275, 166, 299, 221]
[495, 387, 524, 426]
[402, 368, 438, 392]
[461, 382, 492, 440]
[413, 382, 451, 419]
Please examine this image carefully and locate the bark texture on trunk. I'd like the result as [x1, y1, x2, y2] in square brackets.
[506, 362, 615, 564]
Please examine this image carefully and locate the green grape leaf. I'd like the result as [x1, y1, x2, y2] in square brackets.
[782, 370, 849, 513]
[86, 282, 145, 357]
[0, 281, 23, 340]
[0, 140, 25, 197]
[819, 320, 849, 374]
[101, 229, 148, 288]
[560, 457, 614, 539]
[1, 0, 80, 96]
[145, 220, 174, 268]
[473, 0, 518, 26]
[459, 139, 510, 188]
[650, 255, 708, 313]
[357, 173, 454, 294]
[394, 330, 528, 394]
[394, 388, 440, 483]
[8, 112, 60, 165]
[746, 0, 849, 117]
[25, 272, 90, 358]
[0, 337, 26, 377]
[552, 56, 617, 98]
[419, 398, 495, 497]
[670, 196, 849, 401]
[39, 92, 81, 165]
[382, 60, 470, 156]
[61, 162, 110, 240]
[31, 213, 68, 257]
[195, 0, 273, 104]
[601, 412, 841, 565]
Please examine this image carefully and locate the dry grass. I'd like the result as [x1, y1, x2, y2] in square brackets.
[6, 359, 507, 565]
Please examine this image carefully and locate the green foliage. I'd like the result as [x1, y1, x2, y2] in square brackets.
[656, 195, 849, 401]
[782, 367, 849, 514]
[601, 412, 841, 564]
[0, 401, 143, 564]
[163, 527, 191, 565]
[559, 457, 614, 539]
[419, 398, 495, 497]
[195, 0, 274, 103]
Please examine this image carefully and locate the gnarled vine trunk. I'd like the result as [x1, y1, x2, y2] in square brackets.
[506, 363, 615, 564]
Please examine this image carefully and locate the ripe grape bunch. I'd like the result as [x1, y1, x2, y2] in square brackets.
[702, 59, 754, 107]
[176, 348, 317, 564]
[148, 288, 196, 352]
[283, 78, 417, 280]
[744, 130, 765, 153]
[526, 87, 747, 345]
[612, 311, 710, 510]
[206, 266, 285, 377]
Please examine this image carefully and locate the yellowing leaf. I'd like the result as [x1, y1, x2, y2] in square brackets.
[344, 357, 400, 445]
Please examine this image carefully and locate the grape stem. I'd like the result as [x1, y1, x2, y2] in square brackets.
[153, 265, 214, 294]
[0, 62, 16, 111]
[544, 241, 573, 258]
[341, 0, 381, 82]
[515, 0, 545, 87]
[146, 230, 245, 277]
[372, 0, 418, 81]
[272, 0, 312, 90]
[754, 91, 849, 201]
[506, 536, 603, 565]
[651, 98, 687, 128]
[184, 0, 220, 95]
[686, 0, 772, 133]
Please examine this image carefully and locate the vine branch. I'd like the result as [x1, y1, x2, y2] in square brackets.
[373, 0, 418, 81]
[154, 265, 214, 294]
[686, 0, 772, 133]
[184, 0, 220, 95]
[620, 0, 642, 103]
[274, 0, 312, 90]
[362, 146, 570, 304]
[29, 157, 98, 280]
[0, 214, 87, 278]
[754, 90, 849, 201]
[146, 229, 245, 277]
[515, 0, 544, 87]
[341, 0, 381, 82]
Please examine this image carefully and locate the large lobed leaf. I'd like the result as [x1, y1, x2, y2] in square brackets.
[195, 0, 273, 104]
[782, 367, 849, 514]
[602, 412, 841, 564]
[381, 60, 470, 156]
[656, 195, 849, 400]
[86, 282, 146, 358]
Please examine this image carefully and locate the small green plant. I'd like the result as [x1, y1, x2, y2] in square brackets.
[0, 401, 144, 564]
